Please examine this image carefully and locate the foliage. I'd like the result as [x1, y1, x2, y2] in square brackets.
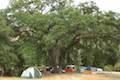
[0, 11, 19, 75]
[114, 62, 120, 71]
[104, 65, 113, 71]
[0, 0, 120, 75]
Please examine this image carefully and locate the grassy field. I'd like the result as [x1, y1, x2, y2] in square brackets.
[0, 73, 113, 80]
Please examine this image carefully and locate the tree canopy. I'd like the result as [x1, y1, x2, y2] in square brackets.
[0, 0, 120, 75]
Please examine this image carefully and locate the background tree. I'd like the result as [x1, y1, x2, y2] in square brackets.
[0, 11, 19, 76]
[0, 0, 120, 75]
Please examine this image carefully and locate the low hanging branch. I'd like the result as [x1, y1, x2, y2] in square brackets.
[75, 31, 120, 40]
[65, 31, 120, 51]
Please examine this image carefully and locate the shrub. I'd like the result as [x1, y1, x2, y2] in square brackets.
[114, 62, 120, 71]
[104, 65, 113, 71]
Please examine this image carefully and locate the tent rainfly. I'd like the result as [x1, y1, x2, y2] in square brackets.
[21, 67, 42, 78]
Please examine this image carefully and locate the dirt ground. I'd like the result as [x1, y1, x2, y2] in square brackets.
[0, 73, 113, 80]
[98, 72, 120, 80]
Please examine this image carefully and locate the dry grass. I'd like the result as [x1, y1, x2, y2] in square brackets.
[0, 73, 112, 80]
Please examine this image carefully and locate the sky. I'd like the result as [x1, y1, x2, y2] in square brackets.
[0, 0, 9, 9]
[0, 0, 120, 13]
[75, 0, 120, 13]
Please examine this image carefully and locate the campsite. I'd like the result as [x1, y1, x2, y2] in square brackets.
[0, 0, 120, 80]
[1, 65, 120, 80]
[0, 72, 120, 80]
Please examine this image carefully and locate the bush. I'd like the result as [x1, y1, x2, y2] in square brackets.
[104, 65, 113, 71]
[114, 62, 120, 71]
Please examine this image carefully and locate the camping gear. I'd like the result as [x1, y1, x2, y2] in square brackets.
[21, 67, 42, 78]
[79, 66, 86, 73]
[83, 70, 92, 74]
[64, 65, 77, 72]
[96, 68, 103, 72]
[84, 66, 92, 74]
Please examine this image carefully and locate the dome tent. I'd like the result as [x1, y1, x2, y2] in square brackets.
[21, 67, 42, 78]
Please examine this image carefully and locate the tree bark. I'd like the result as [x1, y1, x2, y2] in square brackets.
[49, 47, 61, 73]
[0, 66, 4, 76]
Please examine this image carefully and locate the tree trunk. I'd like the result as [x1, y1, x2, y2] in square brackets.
[49, 47, 61, 73]
[0, 66, 4, 76]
